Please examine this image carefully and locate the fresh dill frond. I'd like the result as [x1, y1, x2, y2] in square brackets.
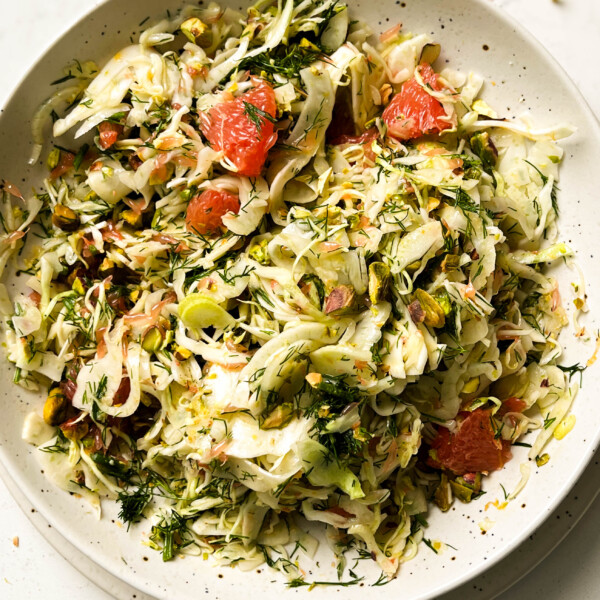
[287, 575, 365, 588]
[117, 484, 153, 529]
[150, 510, 194, 561]
[243, 101, 276, 133]
[557, 363, 586, 385]
[238, 44, 329, 81]
[39, 429, 69, 454]
[524, 159, 560, 215]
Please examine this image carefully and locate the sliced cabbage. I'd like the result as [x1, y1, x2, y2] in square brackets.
[298, 439, 364, 499]
[87, 159, 132, 203]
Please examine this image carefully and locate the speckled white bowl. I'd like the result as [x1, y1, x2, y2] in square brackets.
[1, 1, 599, 599]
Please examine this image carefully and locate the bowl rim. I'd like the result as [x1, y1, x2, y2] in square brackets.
[0, 1, 599, 598]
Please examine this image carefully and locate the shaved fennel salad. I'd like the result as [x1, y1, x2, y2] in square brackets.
[0, 0, 581, 583]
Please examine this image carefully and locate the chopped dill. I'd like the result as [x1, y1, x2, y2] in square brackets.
[39, 429, 69, 454]
[243, 101, 276, 134]
[150, 511, 194, 561]
[118, 484, 152, 529]
[557, 363, 586, 385]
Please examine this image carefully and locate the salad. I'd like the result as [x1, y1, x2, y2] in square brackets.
[0, 0, 581, 583]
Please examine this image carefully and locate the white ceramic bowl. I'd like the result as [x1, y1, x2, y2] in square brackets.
[1, 1, 599, 598]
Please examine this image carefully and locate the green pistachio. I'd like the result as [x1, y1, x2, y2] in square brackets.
[261, 403, 294, 430]
[180, 17, 212, 47]
[98, 257, 116, 278]
[368, 262, 390, 304]
[142, 327, 164, 354]
[536, 453, 550, 467]
[43, 387, 68, 426]
[432, 290, 453, 316]
[470, 131, 498, 171]
[121, 208, 143, 228]
[173, 345, 193, 361]
[450, 473, 482, 503]
[71, 277, 85, 296]
[248, 239, 271, 265]
[47, 148, 61, 170]
[52, 205, 80, 232]
[324, 285, 355, 315]
[441, 254, 461, 272]
[299, 274, 325, 308]
[414, 289, 446, 328]
[434, 473, 452, 512]
[419, 43, 441, 64]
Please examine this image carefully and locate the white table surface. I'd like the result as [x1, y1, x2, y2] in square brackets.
[0, 1, 599, 599]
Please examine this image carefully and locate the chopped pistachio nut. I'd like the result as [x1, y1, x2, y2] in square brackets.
[432, 290, 453, 316]
[434, 473, 452, 512]
[313, 205, 342, 223]
[353, 427, 371, 443]
[142, 327, 164, 353]
[347, 213, 363, 231]
[450, 480, 474, 503]
[415, 289, 446, 328]
[324, 285, 355, 314]
[162, 329, 174, 348]
[157, 316, 171, 331]
[470, 131, 498, 170]
[419, 43, 441, 64]
[248, 239, 271, 265]
[173, 345, 193, 361]
[461, 376, 480, 395]
[47, 147, 61, 170]
[98, 257, 115, 278]
[379, 83, 393, 106]
[180, 188, 194, 202]
[450, 473, 482, 503]
[464, 164, 483, 180]
[52, 205, 80, 232]
[535, 453, 550, 467]
[441, 254, 461, 272]
[299, 37, 321, 52]
[43, 387, 68, 426]
[261, 404, 294, 430]
[368, 262, 390, 304]
[72, 277, 85, 296]
[299, 274, 325, 308]
[121, 208, 143, 228]
[317, 405, 330, 418]
[180, 17, 212, 47]
[406, 260, 421, 273]
[408, 300, 425, 324]
[61, 421, 89, 441]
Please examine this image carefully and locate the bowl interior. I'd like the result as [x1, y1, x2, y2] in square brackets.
[1, 1, 599, 598]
